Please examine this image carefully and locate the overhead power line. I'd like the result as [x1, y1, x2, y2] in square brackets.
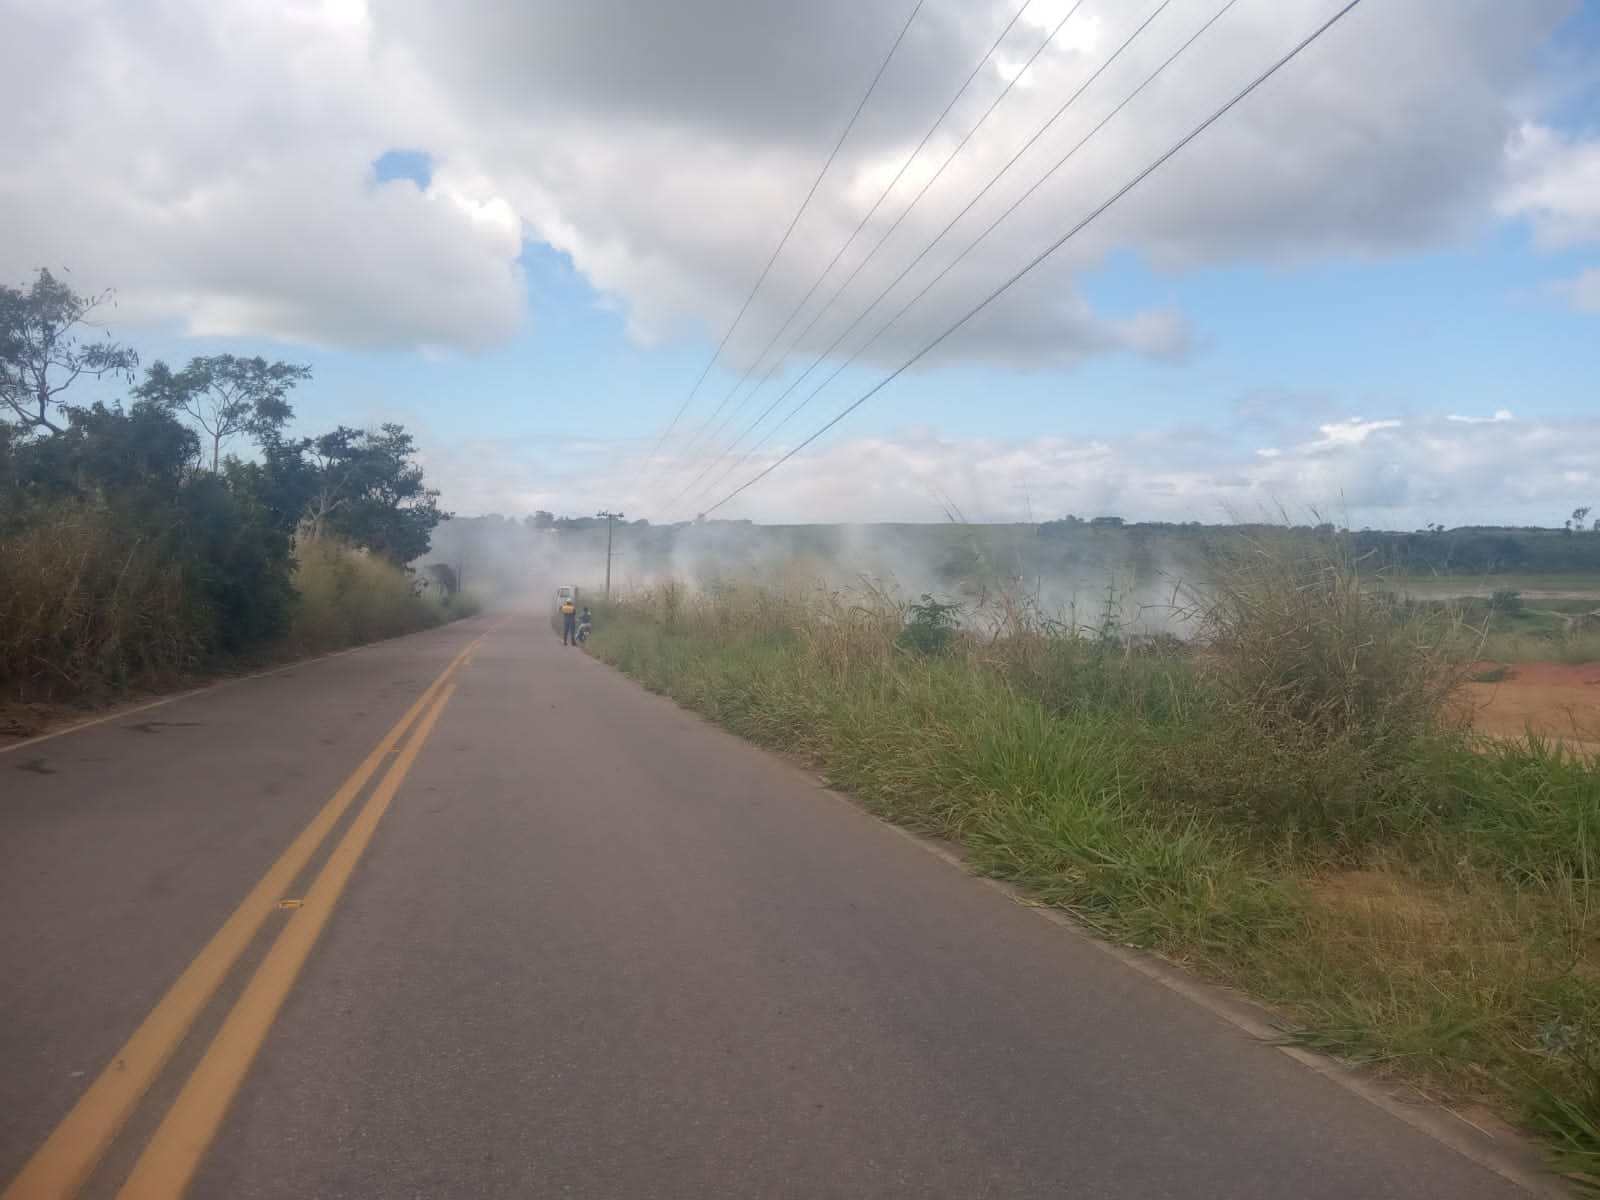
[682, 0, 1241, 516]
[696, 0, 1367, 520]
[649, 0, 1077, 505]
[663, 0, 1180, 520]
[626, 0, 927, 507]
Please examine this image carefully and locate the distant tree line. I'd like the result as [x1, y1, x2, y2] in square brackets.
[1035, 516, 1600, 577]
[1, 269, 449, 701]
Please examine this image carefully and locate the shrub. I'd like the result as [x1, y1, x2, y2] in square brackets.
[288, 536, 446, 652]
[895, 593, 960, 657]
[1490, 588, 1526, 617]
[1160, 531, 1471, 843]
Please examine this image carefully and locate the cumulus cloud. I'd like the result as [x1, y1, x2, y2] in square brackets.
[1, 0, 1579, 357]
[1502, 122, 1600, 247]
[0, 0, 525, 350]
[419, 412, 1600, 531]
[1500, 121, 1600, 311]
[368, 0, 1573, 367]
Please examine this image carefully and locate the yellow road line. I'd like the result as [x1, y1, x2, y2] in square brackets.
[117, 682, 459, 1200]
[2, 633, 482, 1200]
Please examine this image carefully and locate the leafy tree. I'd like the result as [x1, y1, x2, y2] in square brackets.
[175, 470, 300, 652]
[0, 399, 196, 514]
[306, 423, 448, 564]
[0, 269, 139, 434]
[135, 355, 310, 471]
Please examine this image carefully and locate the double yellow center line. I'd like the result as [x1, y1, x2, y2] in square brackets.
[5, 628, 489, 1200]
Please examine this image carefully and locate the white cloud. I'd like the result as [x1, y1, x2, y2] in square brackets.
[1501, 122, 1600, 247]
[0, 0, 1580, 358]
[389, 0, 1573, 367]
[1500, 121, 1600, 312]
[1447, 409, 1515, 424]
[1303, 417, 1404, 451]
[419, 412, 1600, 531]
[0, 0, 525, 351]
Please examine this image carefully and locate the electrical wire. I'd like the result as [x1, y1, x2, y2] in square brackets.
[682, 0, 1242, 516]
[625, 0, 928, 505]
[660, 0, 1180, 519]
[696, 0, 1366, 520]
[648, 0, 1075, 503]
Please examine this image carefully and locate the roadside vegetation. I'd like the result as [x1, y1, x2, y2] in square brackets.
[0, 268, 469, 722]
[1437, 589, 1600, 666]
[590, 532, 1600, 1192]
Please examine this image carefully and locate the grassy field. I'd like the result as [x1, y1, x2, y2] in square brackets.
[1426, 585, 1600, 666]
[588, 543, 1600, 1192]
[1395, 573, 1600, 596]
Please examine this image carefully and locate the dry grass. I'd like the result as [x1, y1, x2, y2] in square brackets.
[0, 504, 199, 702]
[1, 512, 463, 712]
[287, 535, 451, 652]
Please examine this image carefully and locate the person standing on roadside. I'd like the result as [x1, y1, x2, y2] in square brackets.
[561, 597, 578, 645]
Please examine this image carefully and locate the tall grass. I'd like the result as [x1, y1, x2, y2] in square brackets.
[287, 536, 455, 653]
[1, 510, 469, 709]
[0, 503, 200, 701]
[589, 541, 1600, 1191]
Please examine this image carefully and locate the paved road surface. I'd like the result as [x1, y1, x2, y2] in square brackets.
[0, 615, 1553, 1198]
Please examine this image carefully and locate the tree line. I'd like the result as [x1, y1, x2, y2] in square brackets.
[1, 269, 452, 704]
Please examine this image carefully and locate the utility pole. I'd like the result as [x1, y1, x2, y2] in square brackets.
[597, 510, 624, 599]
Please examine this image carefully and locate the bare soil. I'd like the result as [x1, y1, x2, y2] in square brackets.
[1463, 660, 1600, 745]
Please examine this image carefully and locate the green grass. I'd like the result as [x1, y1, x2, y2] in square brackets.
[1398, 584, 1600, 665]
[1471, 628, 1600, 666]
[588, 563, 1600, 1191]
[1394, 572, 1600, 596]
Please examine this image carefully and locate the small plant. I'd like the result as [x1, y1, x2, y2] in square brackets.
[895, 593, 960, 657]
[1471, 664, 1511, 684]
[1490, 588, 1526, 618]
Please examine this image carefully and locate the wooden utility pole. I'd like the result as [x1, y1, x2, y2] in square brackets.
[597, 510, 624, 598]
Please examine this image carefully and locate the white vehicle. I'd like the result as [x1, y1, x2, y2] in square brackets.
[555, 585, 579, 609]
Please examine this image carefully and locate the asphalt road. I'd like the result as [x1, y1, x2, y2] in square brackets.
[0, 615, 1555, 1198]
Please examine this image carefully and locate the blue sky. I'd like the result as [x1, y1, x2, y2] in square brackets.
[7, 0, 1598, 527]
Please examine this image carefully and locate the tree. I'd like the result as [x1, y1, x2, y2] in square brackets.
[425, 562, 459, 596]
[1, 399, 196, 513]
[135, 355, 310, 471]
[305, 423, 448, 564]
[0, 269, 139, 434]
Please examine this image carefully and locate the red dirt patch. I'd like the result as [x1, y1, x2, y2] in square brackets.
[1463, 660, 1600, 743]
